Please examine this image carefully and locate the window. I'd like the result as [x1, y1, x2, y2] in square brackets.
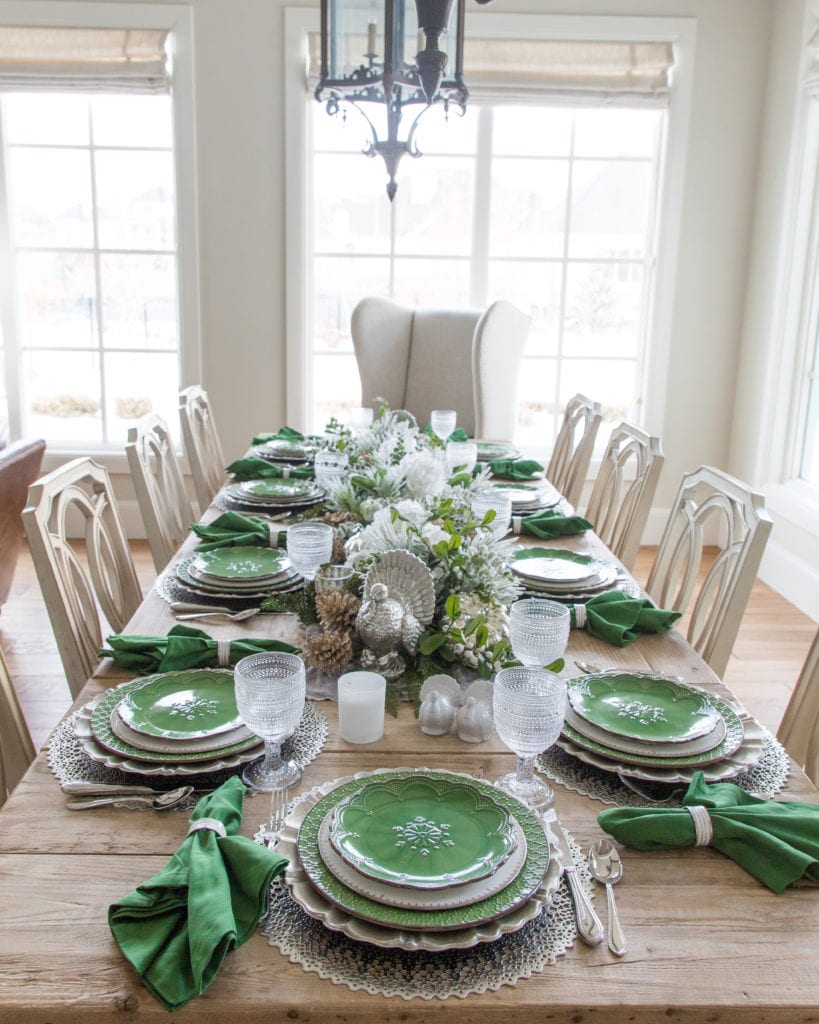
[310, 101, 663, 446]
[800, 330, 818, 485]
[0, 91, 180, 445]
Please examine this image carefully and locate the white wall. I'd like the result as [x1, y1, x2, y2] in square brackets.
[27, 0, 781, 553]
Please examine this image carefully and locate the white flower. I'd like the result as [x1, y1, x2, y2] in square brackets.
[421, 522, 449, 549]
[402, 452, 446, 498]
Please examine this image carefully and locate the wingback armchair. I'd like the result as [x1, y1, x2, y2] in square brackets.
[350, 298, 530, 441]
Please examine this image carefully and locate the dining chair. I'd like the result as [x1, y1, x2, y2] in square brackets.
[350, 297, 530, 441]
[0, 643, 35, 807]
[585, 422, 665, 571]
[546, 393, 603, 509]
[645, 466, 773, 679]
[126, 413, 194, 572]
[777, 628, 819, 784]
[22, 458, 142, 699]
[0, 437, 46, 612]
[178, 385, 226, 513]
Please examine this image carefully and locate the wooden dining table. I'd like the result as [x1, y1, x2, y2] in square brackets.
[0, 499, 817, 1024]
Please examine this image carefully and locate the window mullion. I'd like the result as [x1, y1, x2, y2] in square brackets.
[554, 114, 576, 440]
[87, 99, 108, 445]
[469, 105, 492, 307]
[0, 97, 22, 438]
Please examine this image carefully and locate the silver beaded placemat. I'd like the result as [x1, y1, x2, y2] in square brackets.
[537, 731, 790, 808]
[46, 702, 328, 802]
[259, 803, 591, 1000]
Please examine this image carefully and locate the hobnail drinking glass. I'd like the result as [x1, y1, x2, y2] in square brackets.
[472, 490, 513, 539]
[314, 449, 349, 489]
[509, 598, 570, 669]
[430, 409, 457, 441]
[286, 521, 334, 581]
[234, 652, 306, 791]
[445, 440, 478, 475]
[493, 666, 566, 810]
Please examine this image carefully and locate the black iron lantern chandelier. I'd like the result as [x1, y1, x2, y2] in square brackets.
[316, 0, 492, 200]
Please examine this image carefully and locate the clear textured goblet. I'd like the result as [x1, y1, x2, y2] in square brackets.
[430, 409, 457, 442]
[472, 490, 513, 539]
[509, 598, 570, 668]
[234, 652, 306, 791]
[445, 440, 478, 475]
[286, 521, 334, 581]
[314, 449, 349, 489]
[493, 666, 566, 810]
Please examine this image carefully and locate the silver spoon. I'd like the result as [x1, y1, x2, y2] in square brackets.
[66, 785, 193, 811]
[175, 607, 260, 622]
[588, 839, 627, 956]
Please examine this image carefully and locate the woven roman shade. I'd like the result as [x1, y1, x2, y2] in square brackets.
[0, 26, 170, 93]
[308, 33, 674, 106]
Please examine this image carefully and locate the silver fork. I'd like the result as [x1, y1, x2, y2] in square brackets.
[263, 788, 288, 847]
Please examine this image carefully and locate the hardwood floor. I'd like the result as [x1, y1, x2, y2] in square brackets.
[0, 542, 816, 751]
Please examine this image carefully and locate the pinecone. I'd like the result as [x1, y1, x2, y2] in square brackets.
[321, 510, 359, 526]
[331, 534, 347, 564]
[304, 629, 353, 675]
[315, 589, 361, 632]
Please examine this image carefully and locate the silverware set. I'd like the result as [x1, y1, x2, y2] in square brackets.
[61, 781, 194, 811]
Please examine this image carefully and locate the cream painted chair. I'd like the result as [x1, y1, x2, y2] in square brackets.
[179, 385, 226, 513]
[645, 466, 773, 679]
[126, 413, 194, 572]
[350, 297, 530, 441]
[22, 458, 142, 699]
[546, 393, 603, 508]
[0, 644, 35, 807]
[585, 422, 664, 571]
[777, 628, 819, 784]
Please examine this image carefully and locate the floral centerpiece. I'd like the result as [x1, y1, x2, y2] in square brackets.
[263, 405, 521, 695]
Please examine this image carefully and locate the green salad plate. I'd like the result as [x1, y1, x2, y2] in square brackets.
[567, 672, 721, 744]
[329, 775, 518, 889]
[477, 442, 520, 462]
[239, 479, 321, 501]
[190, 545, 290, 581]
[116, 668, 243, 740]
[510, 547, 616, 589]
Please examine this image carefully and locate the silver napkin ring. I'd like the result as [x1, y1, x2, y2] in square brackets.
[686, 804, 713, 846]
[269, 524, 280, 548]
[512, 516, 522, 535]
[187, 818, 227, 839]
[216, 639, 232, 667]
[281, 467, 291, 479]
[572, 604, 587, 629]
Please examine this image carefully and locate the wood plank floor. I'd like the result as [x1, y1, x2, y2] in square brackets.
[0, 542, 816, 751]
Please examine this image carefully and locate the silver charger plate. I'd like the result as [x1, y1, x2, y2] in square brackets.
[317, 810, 529, 911]
[277, 767, 563, 952]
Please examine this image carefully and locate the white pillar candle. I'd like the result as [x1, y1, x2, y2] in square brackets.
[337, 671, 386, 744]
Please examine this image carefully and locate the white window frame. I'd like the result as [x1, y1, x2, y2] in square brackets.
[283, 8, 697, 437]
[0, 0, 200, 472]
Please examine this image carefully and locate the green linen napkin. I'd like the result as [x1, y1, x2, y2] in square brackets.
[109, 777, 287, 1011]
[514, 508, 592, 539]
[192, 512, 286, 551]
[489, 458, 544, 480]
[251, 426, 304, 445]
[227, 456, 314, 482]
[100, 624, 300, 673]
[570, 590, 681, 647]
[598, 772, 819, 894]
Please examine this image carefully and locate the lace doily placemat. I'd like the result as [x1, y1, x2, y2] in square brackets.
[154, 567, 272, 611]
[537, 731, 790, 808]
[259, 806, 591, 1000]
[46, 701, 328, 801]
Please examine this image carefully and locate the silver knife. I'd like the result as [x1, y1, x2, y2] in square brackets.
[544, 811, 604, 946]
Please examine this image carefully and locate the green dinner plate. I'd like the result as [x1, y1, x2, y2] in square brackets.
[296, 769, 551, 931]
[240, 479, 320, 500]
[117, 669, 243, 740]
[89, 672, 263, 763]
[191, 545, 290, 581]
[329, 775, 518, 890]
[477, 443, 519, 462]
[567, 672, 722, 744]
[510, 547, 611, 586]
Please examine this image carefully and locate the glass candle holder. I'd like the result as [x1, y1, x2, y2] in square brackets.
[446, 440, 478, 475]
[314, 563, 355, 593]
[314, 449, 349, 489]
[472, 489, 513, 539]
[509, 598, 570, 668]
[337, 671, 387, 743]
[286, 521, 334, 581]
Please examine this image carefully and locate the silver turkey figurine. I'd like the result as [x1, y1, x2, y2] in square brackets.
[356, 582, 422, 679]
